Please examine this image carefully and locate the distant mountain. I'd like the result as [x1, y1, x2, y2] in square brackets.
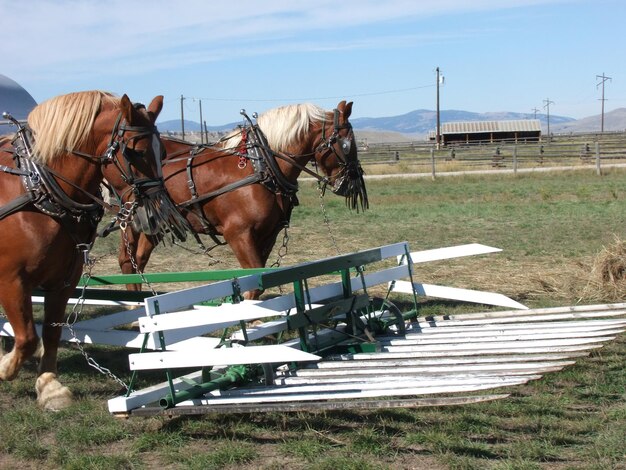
[550, 108, 626, 133]
[157, 108, 626, 141]
[350, 109, 575, 136]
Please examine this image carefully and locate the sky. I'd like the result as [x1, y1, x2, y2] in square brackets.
[1, 0, 625, 125]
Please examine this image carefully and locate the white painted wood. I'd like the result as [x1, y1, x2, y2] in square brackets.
[71, 307, 146, 330]
[382, 336, 614, 353]
[32, 296, 143, 307]
[406, 319, 626, 334]
[143, 274, 260, 316]
[138, 302, 282, 333]
[426, 303, 626, 322]
[418, 311, 626, 327]
[402, 243, 502, 264]
[305, 353, 589, 367]
[128, 345, 320, 371]
[353, 344, 603, 358]
[281, 361, 573, 378]
[164, 336, 222, 351]
[108, 370, 204, 413]
[183, 377, 537, 406]
[392, 281, 528, 310]
[382, 328, 625, 345]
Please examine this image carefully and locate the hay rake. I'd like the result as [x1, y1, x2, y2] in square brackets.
[1, 242, 624, 416]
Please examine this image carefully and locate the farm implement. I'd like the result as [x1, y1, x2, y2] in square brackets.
[2, 242, 625, 417]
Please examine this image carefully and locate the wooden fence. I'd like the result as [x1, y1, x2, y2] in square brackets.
[356, 132, 626, 176]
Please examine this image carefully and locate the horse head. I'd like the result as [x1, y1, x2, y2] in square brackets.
[99, 95, 188, 239]
[314, 101, 369, 212]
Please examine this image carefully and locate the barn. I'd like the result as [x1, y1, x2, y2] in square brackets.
[0, 74, 37, 126]
[430, 119, 542, 145]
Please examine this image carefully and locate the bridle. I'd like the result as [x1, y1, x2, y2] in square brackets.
[73, 111, 166, 205]
[316, 108, 354, 166]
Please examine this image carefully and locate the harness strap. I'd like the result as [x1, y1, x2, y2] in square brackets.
[0, 193, 34, 221]
[178, 173, 262, 208]
[186, 156, 199, 199]
[0, 164, 30, 177]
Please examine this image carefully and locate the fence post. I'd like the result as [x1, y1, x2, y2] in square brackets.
[595, 141, 601, 176]
[430, 148, 436, 180]
[513, 145, 518, 176]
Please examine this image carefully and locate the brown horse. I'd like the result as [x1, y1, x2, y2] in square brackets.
[0, 90, 186, 410]
[118, 100, 368, 297]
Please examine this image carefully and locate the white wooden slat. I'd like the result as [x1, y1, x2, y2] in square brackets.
[277, 369, 560, 385]
[383, 336, 614, 353]
[418, 311, 626, 327]
[108, 370, 204, 413]
[352, 344, 603, 358]
[392, 280, 528, 310]
[230, 319, 288, 341]
[282, 361, 573, 378]
[138, 302, 282, 333]
[207, 374, 539, 397]
[306, 352, 589, 368]
[382, 328, 625, 346]
[143, 274, 260, 317]
[70, 307, 147, 330]
[163, 336, 222, 351]
[406, 318, 626, 334]
[32, 296, 144, 307]
[186, 377, 537, 406]
[128, 345, 320, 371]
[379, 242, 410, 259]
[426, 303, 626, 322]
[403, 243, 502, 264]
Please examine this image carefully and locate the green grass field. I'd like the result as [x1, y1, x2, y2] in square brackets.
[1, 168, 625, 469]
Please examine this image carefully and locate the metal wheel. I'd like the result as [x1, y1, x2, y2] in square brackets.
[364, 297, 406, 335]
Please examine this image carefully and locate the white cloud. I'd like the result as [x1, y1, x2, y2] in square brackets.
[0, 0, 573, 79]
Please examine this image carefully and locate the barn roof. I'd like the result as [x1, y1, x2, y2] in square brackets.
[441, 119, 541, 135]
[0, 74, 37, 122]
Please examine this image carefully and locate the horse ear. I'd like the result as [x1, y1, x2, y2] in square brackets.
[120, 94, 134, 123]
[147, 95, 164, 124]
[344, 101, 353, 119]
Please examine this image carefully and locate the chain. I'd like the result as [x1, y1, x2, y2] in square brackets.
[270, 227, 290, 268]
[51, 248, 130, 392]
[317, 184, 342, 255]
[172, 237, 224, 266]
[121, 223, 158, 296]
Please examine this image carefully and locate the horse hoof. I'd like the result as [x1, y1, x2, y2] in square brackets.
[0, 353, 19, 381]
[36, 372, 73, 411]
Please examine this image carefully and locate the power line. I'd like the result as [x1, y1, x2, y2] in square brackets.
[183, 84, 436, 103]
[596, 73, 612, 132]
[543, 98, 554, 136]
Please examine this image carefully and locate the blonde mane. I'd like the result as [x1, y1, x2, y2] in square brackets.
[220, 103, 329, 152]
[27, 90, 119, 163]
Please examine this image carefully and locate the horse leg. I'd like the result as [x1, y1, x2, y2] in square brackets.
[0, 281, 39, 381]
[35, 290, 73, 411]
[117, 227, 152, 291]
[225, 230, 266, 300]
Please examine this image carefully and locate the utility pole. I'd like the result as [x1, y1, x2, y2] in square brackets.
[596, 73, 612, 132]
[435, 67, 444, 149]
[198, 99, 204, 144]
[531, 107, 539, 119]
[180, 94, 185, 141]
[543, 98, 554, 136]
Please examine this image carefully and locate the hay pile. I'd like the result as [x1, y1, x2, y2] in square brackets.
[576, 236, 626, 302]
